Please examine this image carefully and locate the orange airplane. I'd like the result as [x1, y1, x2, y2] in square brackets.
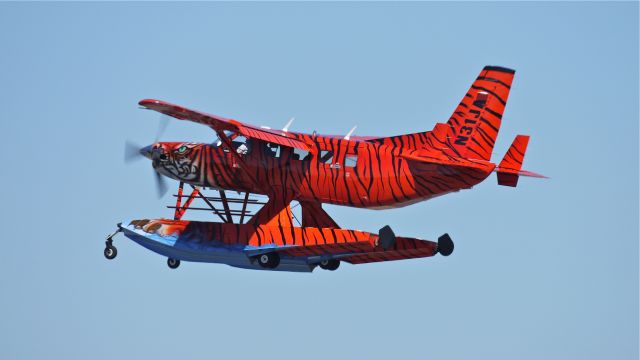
[105, 65, 544, 272]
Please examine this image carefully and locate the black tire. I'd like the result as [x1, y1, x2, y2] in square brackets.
[257, 252, 280, 269]
[319, 259, 340, 271]
[104, 246, 117, 260]
[167, 258, 181, 269]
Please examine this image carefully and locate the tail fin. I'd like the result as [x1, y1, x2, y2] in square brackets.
[496, 135, 546, 187]
[367, 66, 515, 160]
[440, 66, 515, 160]
[498, 135, 529, 171]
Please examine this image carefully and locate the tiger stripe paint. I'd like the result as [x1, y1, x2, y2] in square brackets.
[116, 65, 544, 272]
[498, 135, 530, 171]
[144, 66, 525, 211]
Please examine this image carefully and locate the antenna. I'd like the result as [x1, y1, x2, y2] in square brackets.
[282, 117, 294, 132]
[344, 125, 357, 140]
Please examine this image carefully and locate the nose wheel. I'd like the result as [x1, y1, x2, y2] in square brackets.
[104, 244, 118, 260]
[104, 225, 121, 260]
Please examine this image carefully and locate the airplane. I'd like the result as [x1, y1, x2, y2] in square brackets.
[104, 65, 545, 272]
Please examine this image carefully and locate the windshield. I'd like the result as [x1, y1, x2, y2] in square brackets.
[212, 130, 236, 147]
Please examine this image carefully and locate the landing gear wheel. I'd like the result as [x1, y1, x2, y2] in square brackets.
[167, 258, 181, 269]
[104, 245, 117, 260]
[103, 226, 121, 260]
[257, 252, 280, 269]
[319, 259, 340, 271]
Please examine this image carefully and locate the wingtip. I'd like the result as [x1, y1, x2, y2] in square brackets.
[138, 98, 163, 107]
[483, 65, 516, 74]
[495, 167, 547, 177]
[519, 170, 549, 179]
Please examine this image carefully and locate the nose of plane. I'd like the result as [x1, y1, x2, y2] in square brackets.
[140, 145, 154, 159]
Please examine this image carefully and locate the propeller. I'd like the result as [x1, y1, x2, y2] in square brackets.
[154, 170, 168, 198]
[124, 140, 143, 163]
[124, 113, 172, 197]
[155, 114, 170, 142]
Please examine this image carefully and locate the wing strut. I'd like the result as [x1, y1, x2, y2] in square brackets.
[215, 129, 263, 193]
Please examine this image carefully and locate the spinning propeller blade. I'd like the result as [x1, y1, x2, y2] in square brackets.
[125, 111, 173, 198]
[124, 140, 144, 163]
[155, 114, 170, 142]
[154, 170, 168, 198]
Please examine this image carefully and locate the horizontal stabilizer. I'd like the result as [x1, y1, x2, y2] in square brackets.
[496, 135, 546, 187]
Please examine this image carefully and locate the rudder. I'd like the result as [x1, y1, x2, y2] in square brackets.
[445, 66, 515, 160]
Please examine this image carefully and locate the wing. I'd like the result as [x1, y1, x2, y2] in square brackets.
[139, 99, 315, 153]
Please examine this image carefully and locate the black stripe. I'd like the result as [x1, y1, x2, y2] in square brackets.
[484, 107, 503, 120]
[477, 76, 511, 89]
[480, 117, 500, 134]
[483, 65, 515, 74]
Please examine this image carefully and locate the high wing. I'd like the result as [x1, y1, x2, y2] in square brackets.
[139, 99, 315, 153]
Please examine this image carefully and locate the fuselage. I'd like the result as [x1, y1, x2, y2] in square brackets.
[146, 132, 495, 209]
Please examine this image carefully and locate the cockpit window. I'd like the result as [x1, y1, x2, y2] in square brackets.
[213, 131, 251, 155]
[213, 130, 237, 147]
[232, 136, 251, 155]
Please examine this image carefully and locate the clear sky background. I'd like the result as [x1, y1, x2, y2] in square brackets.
[0, 2, 637, 359]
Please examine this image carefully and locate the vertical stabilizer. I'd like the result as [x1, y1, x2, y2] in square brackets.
[367, 66, 515, 161]
[446, 66, 515, 160]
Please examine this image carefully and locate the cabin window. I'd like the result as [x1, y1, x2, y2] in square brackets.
[345, 155, 358, 167]
[319, 150, 333, 164]
[293, 148, 311, 161]
[264, 143, 281, 158]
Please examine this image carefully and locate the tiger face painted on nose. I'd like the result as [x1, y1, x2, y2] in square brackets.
[154, 142, 201, 181]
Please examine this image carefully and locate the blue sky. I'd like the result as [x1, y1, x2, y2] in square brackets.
[0, 2, 637, 359]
